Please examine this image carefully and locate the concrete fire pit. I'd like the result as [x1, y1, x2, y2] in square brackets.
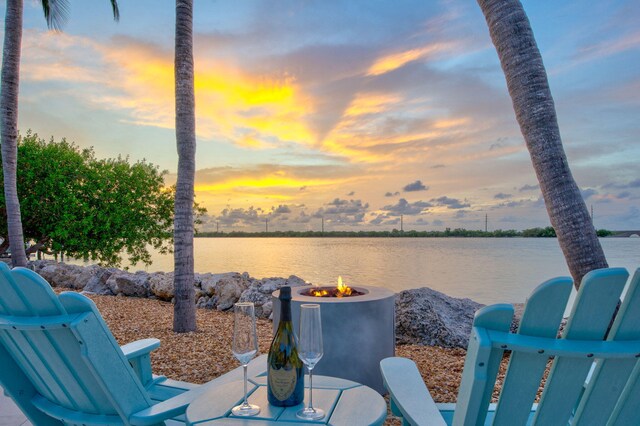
[272, 285, 395, 394]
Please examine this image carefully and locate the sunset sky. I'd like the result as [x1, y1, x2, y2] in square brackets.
[4, 0, 639, 231]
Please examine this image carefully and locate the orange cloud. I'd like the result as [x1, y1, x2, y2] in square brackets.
[193, 173, 353, 213]
[366, 42, 455, 76]
[344, 93, 402, 116]
[433, 117, 470, 129]
[196, 175, 345, 193]
[21, 31, 317, 150]
[99, 44, 318, 148]
[320, 91, 476, 164]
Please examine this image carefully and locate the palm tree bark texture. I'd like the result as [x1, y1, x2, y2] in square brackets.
[2, 0, 119, 268]
[477, 0, 608, 288]
[173, 0, 197, 332]
[1, 0, 29, 267]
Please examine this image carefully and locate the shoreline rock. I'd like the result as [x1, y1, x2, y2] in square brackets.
[395, 287, 484, 347]
[28, 260, 493, 348]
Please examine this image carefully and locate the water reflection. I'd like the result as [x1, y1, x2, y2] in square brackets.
[96, 238, 640, 305]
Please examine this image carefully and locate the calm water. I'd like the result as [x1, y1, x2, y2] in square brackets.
[116, 237, 639, 305]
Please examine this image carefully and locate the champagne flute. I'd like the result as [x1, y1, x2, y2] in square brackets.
[296, 304, 325, 420]
[231, 302, 260, 416]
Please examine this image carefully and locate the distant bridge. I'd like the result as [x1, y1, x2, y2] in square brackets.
[611, 230, 640, 238]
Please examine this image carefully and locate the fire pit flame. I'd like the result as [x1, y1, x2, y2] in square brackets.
[336, 276, 351, 297]
[303, 276, 363, 298]
[308, 287, 329, 297]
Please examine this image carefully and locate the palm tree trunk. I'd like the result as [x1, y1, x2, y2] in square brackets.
[477, 0, 608, 288]
[173, 0, 196, 332]
[1, 0, 29, 267]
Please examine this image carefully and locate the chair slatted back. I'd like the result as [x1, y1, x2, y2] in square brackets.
[573, 269, 640, 425]
[532, 268, 629, 426]
[608, 355, 640, 424]
[0, 264, 152, 424]
[452, 267, 640, 426]
[491, 277, 572, 426]
[453, 303, 513, 426]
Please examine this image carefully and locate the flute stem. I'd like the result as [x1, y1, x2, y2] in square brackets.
[243, 364, 248, 407]
[308, 367, 314, 410]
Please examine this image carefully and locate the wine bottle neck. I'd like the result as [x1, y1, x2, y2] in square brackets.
[280, 299, 292, 322]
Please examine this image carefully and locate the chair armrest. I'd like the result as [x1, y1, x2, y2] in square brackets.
[380, 357, 446, 426]
[129, 354, 267, 426]
[121, 338, 160, 387]
[121, 338, 161, 359]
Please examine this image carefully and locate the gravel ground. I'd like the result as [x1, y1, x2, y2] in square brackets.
[81, 292, 486, 425]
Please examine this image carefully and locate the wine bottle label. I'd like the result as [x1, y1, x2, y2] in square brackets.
[268, 366, 297, 401]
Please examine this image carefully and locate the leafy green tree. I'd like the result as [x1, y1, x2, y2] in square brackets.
[521, 227, 556, 238]
[596, 229, 613, 238]
[1, 0, 119, 267]
[0, 133, 177, 267]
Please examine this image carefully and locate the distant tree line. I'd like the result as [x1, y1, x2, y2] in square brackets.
[197, 226, 613, 238]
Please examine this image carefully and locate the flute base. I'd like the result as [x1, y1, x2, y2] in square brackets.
[296, 406, 325, 420]
[232, 403, 260, 416]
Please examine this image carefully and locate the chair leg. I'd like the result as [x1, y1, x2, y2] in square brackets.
[390, 397, 403, 417]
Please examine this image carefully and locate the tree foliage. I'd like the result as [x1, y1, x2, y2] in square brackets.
[596, 229, 613, 237]
[520, 227, 556, 238]
[197, 226, 612, 238]
[0, 132, 178, 267]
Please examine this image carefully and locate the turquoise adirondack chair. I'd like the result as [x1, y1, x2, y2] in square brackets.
[381, 267, 640, 425]
[0, 263, 266, 425]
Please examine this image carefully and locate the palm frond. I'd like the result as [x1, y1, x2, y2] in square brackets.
[41, 0, 70, 31]
[110, 0, 120, 21]
[41, 0, 120, 31]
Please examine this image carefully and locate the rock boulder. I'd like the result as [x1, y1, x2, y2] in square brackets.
[38, 263, 86, 289]
[190, 272, 252, 311]
[106, 271, 150, 297]
[199, 273, 247, 296]
[149, 272, 174, 301]
[216, 279, 244, 311]
[82, 267, 118, 295]
[395, 287, 484, 348]
[239, 275, 309, 319]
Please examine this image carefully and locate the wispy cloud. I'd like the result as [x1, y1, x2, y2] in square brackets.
[519, 184, 539, 192]
[573, 30, 640, 65]
[366, 42, 458, 76]
[381, 198, 432, 215]
[403, 180, 428, 192]
[494, 192, 512, 200]
[430, 196, 470, 210]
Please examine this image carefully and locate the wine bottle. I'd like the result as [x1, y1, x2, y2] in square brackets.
[267, 286, 304, 406]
